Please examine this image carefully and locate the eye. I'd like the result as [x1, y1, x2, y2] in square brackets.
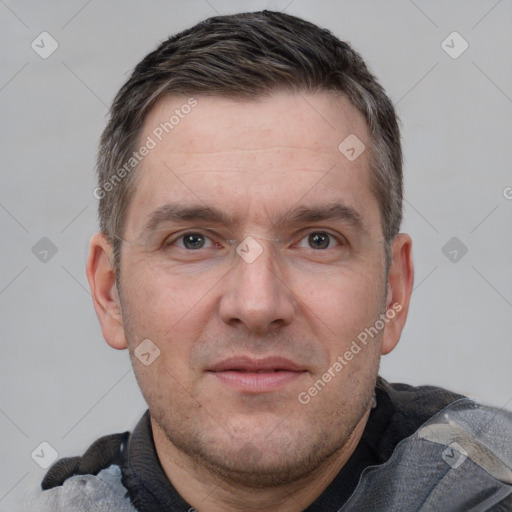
[167, 232, 217, 250]
[296, 231, 343, 250]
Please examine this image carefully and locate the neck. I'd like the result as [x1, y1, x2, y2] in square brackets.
[151, 408, 371, 512]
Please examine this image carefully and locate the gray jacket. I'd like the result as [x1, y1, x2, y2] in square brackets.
[24, 399, 512, 511]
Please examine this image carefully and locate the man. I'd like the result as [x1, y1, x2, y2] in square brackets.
[27, 10, 512, 512]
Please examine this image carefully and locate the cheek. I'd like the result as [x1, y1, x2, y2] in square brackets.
[121, 258, 209, 336]
[118, 269, 207, 388]
[295, 264, 384, 342]
[121, 268, 207, 408]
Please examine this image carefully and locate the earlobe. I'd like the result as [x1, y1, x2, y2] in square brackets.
[86, 233, 127, 350]
[381, 233, 414, 355]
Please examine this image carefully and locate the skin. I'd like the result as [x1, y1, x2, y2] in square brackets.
[87, 90, 414, 511]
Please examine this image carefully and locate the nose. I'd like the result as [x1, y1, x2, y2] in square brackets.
[218, 238, 295, 334]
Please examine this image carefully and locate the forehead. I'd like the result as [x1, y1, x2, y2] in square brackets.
[144, 90, 367, 156]
[125, 90, 379, 237]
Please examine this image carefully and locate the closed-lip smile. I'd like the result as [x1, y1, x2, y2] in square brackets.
[207, 356, 307, 393]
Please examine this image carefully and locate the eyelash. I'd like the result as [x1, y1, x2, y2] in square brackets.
[163, 230, 347, 252]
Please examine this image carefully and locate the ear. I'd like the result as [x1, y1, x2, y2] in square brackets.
[86, 233, 127, 350]
[381, 233, 414, 355]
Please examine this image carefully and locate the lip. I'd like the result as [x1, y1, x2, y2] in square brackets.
[207, 356, 307, 393]
[208, 356, 305, 373]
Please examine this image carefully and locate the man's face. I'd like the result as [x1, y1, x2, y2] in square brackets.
[116, 91, 392, 484]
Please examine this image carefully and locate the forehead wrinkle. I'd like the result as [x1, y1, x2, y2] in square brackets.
[152, 147, 341, 174]
[164, 147, 335, 156]
[175, 168, 328, 177]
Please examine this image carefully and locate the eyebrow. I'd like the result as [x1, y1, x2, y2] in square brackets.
[142, 201, 365, 235]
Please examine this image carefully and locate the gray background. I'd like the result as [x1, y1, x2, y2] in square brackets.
[1, 0, 511, 508]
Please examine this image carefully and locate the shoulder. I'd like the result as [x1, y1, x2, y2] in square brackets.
[345, 380, 512, 510]
[416, 398, 512, 484]
[381, 377, 512, 476]
[378, 376, 512, 454]
[24, 464, 137, 512]
[41, 431, 129, 490]
[23, 431, 137, 512]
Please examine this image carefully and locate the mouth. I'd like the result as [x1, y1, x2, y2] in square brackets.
[207, 356, 307, 393]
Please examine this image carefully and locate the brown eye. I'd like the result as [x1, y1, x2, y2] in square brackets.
[308, 232, 331, 249]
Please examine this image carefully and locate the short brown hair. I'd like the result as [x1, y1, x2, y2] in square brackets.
[96, 10, 402, 272]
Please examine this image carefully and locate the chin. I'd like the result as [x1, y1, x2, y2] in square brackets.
[195, 439, 334, 488]
[163, 415, 349, 488]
